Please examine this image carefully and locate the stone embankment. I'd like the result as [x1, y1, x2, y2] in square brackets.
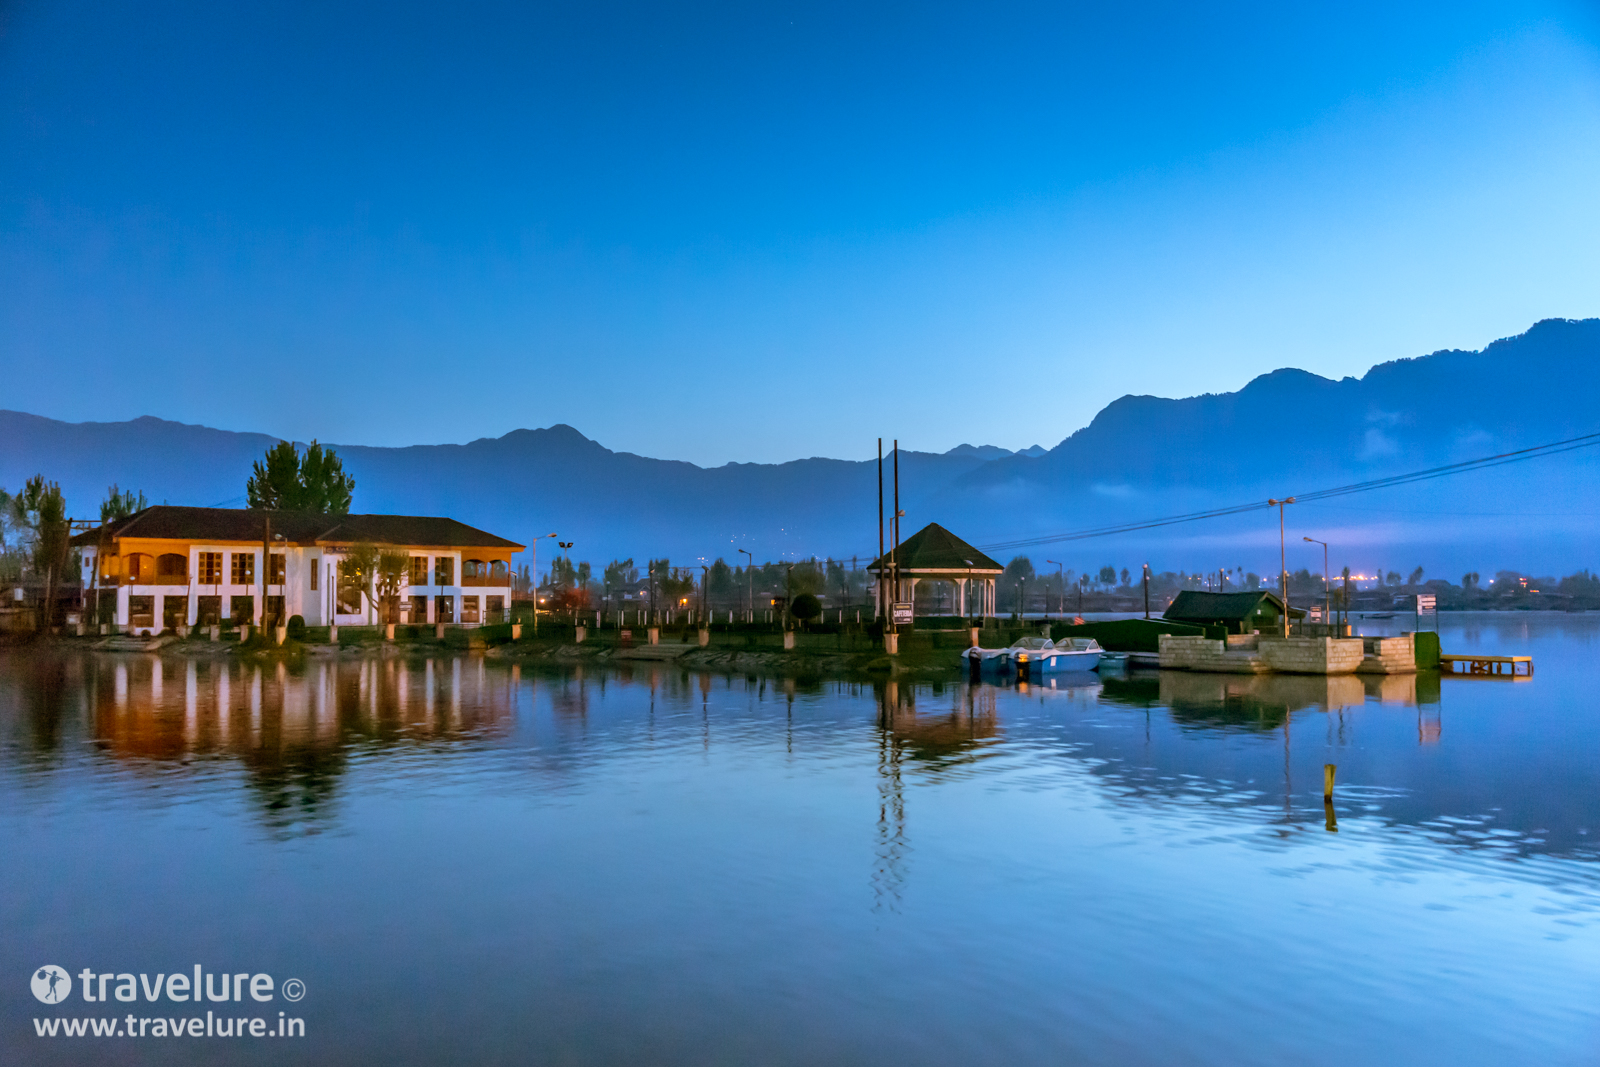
[1159, 633, 1417, 675]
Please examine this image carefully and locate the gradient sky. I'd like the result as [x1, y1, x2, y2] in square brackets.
[3, 0, 1599, 465]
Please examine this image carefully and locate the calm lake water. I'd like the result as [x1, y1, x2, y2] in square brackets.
[3, 613, 1597, 1065]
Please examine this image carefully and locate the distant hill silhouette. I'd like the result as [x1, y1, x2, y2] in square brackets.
[3, 318, 1596, 573]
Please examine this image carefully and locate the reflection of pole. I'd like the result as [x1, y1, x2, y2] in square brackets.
[876, 439, 885, 624]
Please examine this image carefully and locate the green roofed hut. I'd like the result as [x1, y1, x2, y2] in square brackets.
[1162, 590, 1304, 635]
[867, 523, 1005, 618]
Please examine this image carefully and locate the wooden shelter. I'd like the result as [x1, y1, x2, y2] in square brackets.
[1163, 590, 1304, 635]
[867, 523, 1004, 618]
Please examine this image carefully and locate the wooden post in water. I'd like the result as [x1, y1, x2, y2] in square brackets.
[1323, 763, 1336, 799]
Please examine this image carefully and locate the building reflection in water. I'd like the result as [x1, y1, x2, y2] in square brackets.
[79, 655, 519, 832]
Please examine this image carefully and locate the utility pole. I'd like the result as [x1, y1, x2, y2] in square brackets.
[738, 548, 753, 622]
[1143, 563, 1151, 619]
[891, 439, 901, 638]
[876, 438, 885, 624]
[530, 532, 556, 634]
[1047, 560, 1063, 617]
[1268, 497, 1296, 636]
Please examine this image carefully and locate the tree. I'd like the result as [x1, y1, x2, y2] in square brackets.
[1407, 566, 1425, 587]
[1462, 571, 1479, 590]
[791, 593, 821, 622]
[100, 485, 147, 522]
[344, 542, 408, 624]
[1098, 565, 1117, 587]
[1119, 568, 1130, 588]
[246, 440, 354, 512]
[11, 476, 69, 628]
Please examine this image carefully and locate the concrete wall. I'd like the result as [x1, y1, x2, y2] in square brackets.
[1161, 633, 1366, 675]
[1158, 634, 1268, 674]
[1258, 637, 1365, 675]
[1356, 633, 1417, 675]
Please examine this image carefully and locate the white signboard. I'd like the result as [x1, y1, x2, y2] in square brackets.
[891, 602, 914, 625]
[1416, 594, 1436, 616]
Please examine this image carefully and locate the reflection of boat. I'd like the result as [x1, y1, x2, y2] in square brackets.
[963, 636, 1102, 677]
[1363, 612, 1397, 619]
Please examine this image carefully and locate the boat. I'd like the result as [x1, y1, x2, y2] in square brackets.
[962, 636, 1102, 678]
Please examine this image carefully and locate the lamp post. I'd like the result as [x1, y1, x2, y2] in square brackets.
[1142, 563, 1151, 619]
[1304, 536, 1329, 632]
[530, 532, 556, 634]
[1267, 497, 1296, 636]
[1046, 560, 1063, 618]
[738, 548, 753, 622]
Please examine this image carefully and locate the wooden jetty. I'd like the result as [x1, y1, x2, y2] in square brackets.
[1438, 654, 1533, 678]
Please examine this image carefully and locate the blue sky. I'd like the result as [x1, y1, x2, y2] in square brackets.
[3, 0, 1599, 465]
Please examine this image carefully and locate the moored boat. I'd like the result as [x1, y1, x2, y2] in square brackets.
[962, 636, 1102, 678]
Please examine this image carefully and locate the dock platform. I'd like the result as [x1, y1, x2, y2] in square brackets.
[1439, 654, 1532, 678]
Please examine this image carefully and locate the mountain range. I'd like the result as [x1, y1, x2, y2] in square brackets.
[3, 318, 1597, 576]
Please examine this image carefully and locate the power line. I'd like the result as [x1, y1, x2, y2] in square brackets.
[974, 429, 1600, 553]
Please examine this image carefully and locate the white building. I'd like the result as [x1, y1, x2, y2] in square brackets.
[73, 506, 525, 635]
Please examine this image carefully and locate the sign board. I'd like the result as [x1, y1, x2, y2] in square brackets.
[1416, 594, 1436, 616]
[891, 602, 914, 625]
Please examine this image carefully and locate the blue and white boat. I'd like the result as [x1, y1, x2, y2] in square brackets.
[963, 636, 1103, 678]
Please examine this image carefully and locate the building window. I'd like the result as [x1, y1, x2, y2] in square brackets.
[434, 557, 454, 586]
[462, 559, 485, 583]
[310, 561, 318, 591]
[410, 556, 429, 587]
[435, 595, 455, 624]
[127, 554, 153, 583]
[100, 554, 121, 583]
[461, 595, 480, 624]
[409, 595, 428, 622]
[198, 552, 223, 585]
[162, 596, 188, 630]
[196, 596, 222, 625]
[231, 553, 254, 586]
[268, 553, 286, 586]
[486, 595, 505, 623]
[127, 595, 155, 629]
[489, 560, 509, 584]
[229, 596, 254, 625]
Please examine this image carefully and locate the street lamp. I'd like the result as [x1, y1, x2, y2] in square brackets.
[1304, 536, 1330, 632]
[1142, 563, 1151, 619]
[738, 548, 753, 622]
[531, 532, 556, 634]
[1267, 497, 1296, 636]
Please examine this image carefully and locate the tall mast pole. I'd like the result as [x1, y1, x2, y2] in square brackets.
[876, 438, 884, 623]
[891, 439, 900, 635]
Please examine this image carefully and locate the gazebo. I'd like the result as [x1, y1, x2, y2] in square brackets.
[867, 523, 1005, 618]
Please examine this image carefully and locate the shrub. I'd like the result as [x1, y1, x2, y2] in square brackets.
[790, 593, 822, 621]
[286, 615, 306, 639]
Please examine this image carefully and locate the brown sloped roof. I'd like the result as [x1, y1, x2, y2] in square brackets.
[70, 506, 523, 550]
[867, 522, 1003, 574]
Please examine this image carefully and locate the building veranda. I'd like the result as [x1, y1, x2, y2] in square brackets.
[867, 523, 1005, 619]
[72, 506, 524, 635]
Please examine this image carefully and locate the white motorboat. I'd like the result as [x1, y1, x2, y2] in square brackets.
[962, 636, 1103, 678]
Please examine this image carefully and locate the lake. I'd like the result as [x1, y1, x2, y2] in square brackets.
[3, 612, 1597, 1065]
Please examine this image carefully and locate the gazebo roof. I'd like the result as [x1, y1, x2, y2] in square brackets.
[867, 523, 1003, 575]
